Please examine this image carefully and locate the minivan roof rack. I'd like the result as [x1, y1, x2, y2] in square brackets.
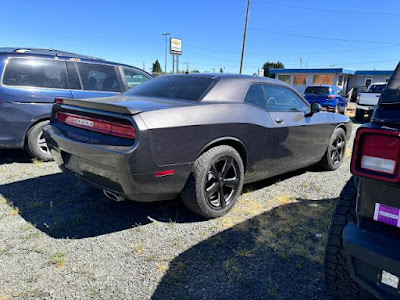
[0, 47, 105, 61]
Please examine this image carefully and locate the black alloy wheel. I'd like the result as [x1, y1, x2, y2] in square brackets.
[330, 133, 345, 166]
[181, 145, 244, 218]
[204, 156, 240, 210]
[319, 127, 346, 171]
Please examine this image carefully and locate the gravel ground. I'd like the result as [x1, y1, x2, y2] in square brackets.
[0, 123, 359, 300]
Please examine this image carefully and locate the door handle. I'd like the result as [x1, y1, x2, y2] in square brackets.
[275, 118, 284, 124]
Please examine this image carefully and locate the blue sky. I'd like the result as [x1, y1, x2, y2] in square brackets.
[1, 0, 399, 74]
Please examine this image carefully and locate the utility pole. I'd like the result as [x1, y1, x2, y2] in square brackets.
[239, 0, 251, 74]
[184, 62, 189, 73]
[161, 33, 171, 74]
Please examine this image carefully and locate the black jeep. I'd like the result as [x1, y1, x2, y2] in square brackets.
[325, 63, 400, 299]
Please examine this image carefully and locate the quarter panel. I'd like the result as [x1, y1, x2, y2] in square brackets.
[140, 103, 278, 180]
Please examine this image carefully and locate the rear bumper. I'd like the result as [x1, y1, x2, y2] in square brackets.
[343, 222, 400, 299]
[44, 124, 192, 202]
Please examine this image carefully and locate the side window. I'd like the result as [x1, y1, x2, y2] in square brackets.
[244, 84, 267, 110]
[123, 68, 150, 89]
[66, 62, 81, 90]
[263, 85, 309, 112]
[76, 63, 122, 92]
[3, 58, 69, 89]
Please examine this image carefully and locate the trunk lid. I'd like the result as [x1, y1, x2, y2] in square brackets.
[62, 95, 194, 115]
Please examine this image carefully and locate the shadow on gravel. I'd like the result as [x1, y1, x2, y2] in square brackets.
[153, 197, 336, 300]
[243, 164, 326, 193]
[0, 173, 203, 239]
[0, 150, 32, 165]
[0, 160, 331, 239]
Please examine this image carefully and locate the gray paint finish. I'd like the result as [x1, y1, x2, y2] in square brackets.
[44, 73, 352, 202]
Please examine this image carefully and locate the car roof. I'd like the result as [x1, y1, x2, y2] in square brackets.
[154, 73, 296, 103]
[162, 72, 288, 85]
[0, 47, 148, 72]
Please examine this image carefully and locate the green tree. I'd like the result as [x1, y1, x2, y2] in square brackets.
[191, 70, 200, 73]
[262, 61, 284, 78]
[152, 59, 162, 73]
[219, 68, 224, 73]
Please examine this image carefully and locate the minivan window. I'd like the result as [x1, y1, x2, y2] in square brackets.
[3, 58, 69, 89]
[66, 62, 81, 90]
[124, 76, 214, 101]
[123, 68, 150, 88]
[77, 62, 122, 92]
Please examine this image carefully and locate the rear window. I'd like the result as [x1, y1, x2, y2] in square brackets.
[304, 86, 331, 94]
[124, 76, 214, 101]
[77, 62, 122, 92]
[2, 58, 69, 89]
[368, 84, 386, 93]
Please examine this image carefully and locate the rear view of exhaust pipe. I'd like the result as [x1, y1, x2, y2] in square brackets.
[103, 190, 125, 202]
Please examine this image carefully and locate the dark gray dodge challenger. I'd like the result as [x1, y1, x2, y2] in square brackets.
[44, 74, 352, 218]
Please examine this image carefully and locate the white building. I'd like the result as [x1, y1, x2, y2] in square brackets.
[269, 68, 393, 94]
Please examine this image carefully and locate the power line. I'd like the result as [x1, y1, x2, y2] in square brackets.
[186, 40, 400, 58]
[259, 1, 400, 17]
[249, 29, 399, 45]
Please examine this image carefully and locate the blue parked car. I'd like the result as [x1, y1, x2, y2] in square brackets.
[303, 85, 347, 114]
[0, 48, 152, 161]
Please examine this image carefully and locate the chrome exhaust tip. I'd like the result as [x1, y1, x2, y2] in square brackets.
[103, 190, 125, 202]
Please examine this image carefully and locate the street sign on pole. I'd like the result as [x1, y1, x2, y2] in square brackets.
[170, 38, 182, 55]
[258, 69, 264, 77]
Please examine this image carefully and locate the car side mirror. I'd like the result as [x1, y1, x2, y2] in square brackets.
[311, 103, 322, 113]
[306, 103, 322, 117]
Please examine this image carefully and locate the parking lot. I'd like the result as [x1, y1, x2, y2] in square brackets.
[0, 123, 359, 300]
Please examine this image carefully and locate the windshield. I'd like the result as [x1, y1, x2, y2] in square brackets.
[304, 86, 331, 94]
[368, 84, 386, 93]
[124, 76, 214, 101]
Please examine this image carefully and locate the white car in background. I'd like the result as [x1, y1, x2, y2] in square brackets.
[356, 82, 387, 122]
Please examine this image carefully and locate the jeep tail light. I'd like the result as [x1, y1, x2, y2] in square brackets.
[328, 95, 336, 100]
[351, 128, 400, 182]
[55, 111, 136, 140]
[54, 98, 64, 104]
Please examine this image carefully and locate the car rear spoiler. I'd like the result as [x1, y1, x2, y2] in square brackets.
[60, 98, 141, 115]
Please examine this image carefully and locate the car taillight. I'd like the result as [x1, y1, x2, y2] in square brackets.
[55, 111, 136, 140]
[54, 98, 64, 104]
[351, 128, 400, 182]
[328, 95, 336, 100]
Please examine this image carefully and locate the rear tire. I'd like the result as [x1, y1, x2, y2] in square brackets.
[25, 121, 53, 161]
[319, 128, 346, 171]
[355, 109, 364, 122]
[181, 145, 244, 219]
[324, 177, 373, 299]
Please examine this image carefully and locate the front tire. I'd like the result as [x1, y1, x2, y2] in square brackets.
[319, 128, 346, 171]
[324, 178, 372, 299]
[181, 145, 244, 219]
[25, 121, 53, 161]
